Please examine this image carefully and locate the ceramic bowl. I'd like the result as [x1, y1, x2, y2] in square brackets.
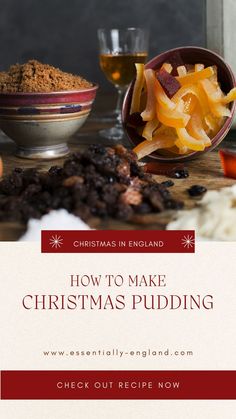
[0, 85, 98, 159]
[122, 46, 236, 162]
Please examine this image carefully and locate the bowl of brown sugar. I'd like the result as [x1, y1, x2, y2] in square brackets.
[0, 60, 98, 159]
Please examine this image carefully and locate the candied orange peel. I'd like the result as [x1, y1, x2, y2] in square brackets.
[130, 61, 235, 160]
[176, 66, 214, 86]
[130, 63, 145, 114]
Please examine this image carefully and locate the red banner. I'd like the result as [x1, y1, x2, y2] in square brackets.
[41, 230, 195, 253]
[1, 370, 235, 400]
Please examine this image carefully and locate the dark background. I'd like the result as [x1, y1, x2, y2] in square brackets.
[0, 0, 205, 92]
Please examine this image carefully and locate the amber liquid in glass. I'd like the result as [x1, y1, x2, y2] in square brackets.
[100, 52, 147, 87]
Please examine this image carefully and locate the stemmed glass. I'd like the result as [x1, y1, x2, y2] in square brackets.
[98, 27, 148, 141]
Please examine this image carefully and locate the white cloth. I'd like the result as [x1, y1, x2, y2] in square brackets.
[20, 209, 91, 241]
[167, 185, 236, 241]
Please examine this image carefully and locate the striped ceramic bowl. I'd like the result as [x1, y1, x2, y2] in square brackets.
[0, 85, 98, 159]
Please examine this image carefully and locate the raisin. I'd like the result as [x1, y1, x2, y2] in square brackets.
[115, 203, 134, 221]
[130, 161, 145, 178]
[165, 199, 184, 210]
[173, 168, 189, 179]
[161, 180, 174, 187]
[135, 202, 152, 214]
[63, 176, 84, 187]
[149, 192, 165, 211]
[48, 166, 62, 176]
[188, 185, 207, 197]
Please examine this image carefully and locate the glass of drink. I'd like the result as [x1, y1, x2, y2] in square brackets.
[98, 27, 148, 141]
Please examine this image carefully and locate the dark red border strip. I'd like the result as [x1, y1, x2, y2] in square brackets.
[41, 230, 195, 253]
[1, 370, 235, 399]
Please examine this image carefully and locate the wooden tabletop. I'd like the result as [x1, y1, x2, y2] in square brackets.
[0, 93, 236, 240]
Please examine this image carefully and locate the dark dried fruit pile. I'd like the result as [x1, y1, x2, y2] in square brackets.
[0, 145, 183, 224]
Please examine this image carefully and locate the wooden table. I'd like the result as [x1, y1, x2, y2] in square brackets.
[0, 93, 236, 240]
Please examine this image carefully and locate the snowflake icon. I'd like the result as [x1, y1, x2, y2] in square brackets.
[49, 234, 63, 249]
[181, 234, 195, 249]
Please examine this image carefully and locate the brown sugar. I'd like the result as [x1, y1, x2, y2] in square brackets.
[0, 60, 93, 93]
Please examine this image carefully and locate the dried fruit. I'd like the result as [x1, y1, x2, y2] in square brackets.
[141, 69, 157, 121]
[175, 128, 205, 151]
[187, 111, 211, 146]
[161, 180, 174, 187]
[157, 105, 190, 129]
[133, 136, 174, 160]
[199, 79, 231, 118]
[142, 119, 159, 141]
[154, 78, 176, 111]
[188, 185, 207, 196]
[221, 87, 236, 104]
[156, 68, 181, 98]
[161, 63, 173, 73]
[0, 145, 183, 224]
[176, 66, 214, 86]
[173, 167, 189, 179]
[130, 63, 145, 114]
[177, 65, 187, 77]
[120, 187, 142, 206]
[63, 176, 84, 187]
